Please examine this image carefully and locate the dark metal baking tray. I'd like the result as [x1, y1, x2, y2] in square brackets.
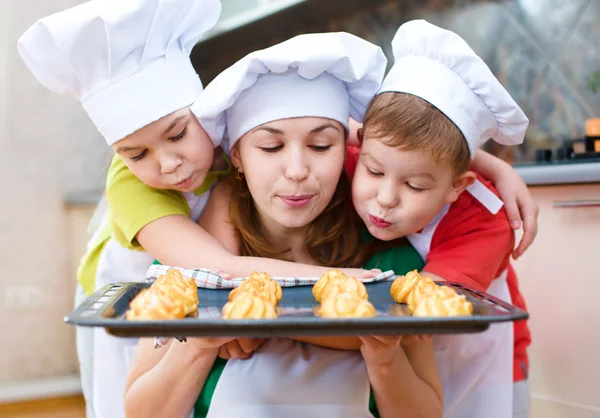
[65, 280, 529, 338]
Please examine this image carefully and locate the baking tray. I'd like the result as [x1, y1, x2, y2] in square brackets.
[65, 280, 529, 338]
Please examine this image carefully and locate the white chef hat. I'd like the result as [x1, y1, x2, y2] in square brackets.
[378, 20, 529, 158]
[191, 32, 387, 149]
[17, 0, 221, 146]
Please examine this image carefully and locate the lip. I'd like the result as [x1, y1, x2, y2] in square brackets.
[175, 175, 193, 189]
[368, 214, 392, 229]
[278, 195, 314, 208]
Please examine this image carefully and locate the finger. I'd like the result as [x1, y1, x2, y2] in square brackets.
[217, 345, 230, 360]
[502, 194, 522, 230]
[357, 335, 378, 346]
[217, 271, 233, 280]
[371, 335, 402, 345]
[360, 269, 379, 279]
[513, 201, 539, 259]
[225, 341, 250, 359]
[238, 338, 265, 353]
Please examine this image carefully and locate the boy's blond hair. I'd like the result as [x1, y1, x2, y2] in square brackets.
[363, 92, 470, 175]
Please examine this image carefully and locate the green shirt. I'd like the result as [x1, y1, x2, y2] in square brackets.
[77, 153, 231, 295]
[193, 238, 424, 417]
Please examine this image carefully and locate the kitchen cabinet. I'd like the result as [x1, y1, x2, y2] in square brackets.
[513, 183, 600, 417]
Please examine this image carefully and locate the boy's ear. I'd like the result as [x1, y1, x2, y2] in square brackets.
[230, 146, 243, 171]
[446, 171, 477, 203]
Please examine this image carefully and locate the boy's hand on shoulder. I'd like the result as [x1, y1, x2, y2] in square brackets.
[492, 169, 539, 260]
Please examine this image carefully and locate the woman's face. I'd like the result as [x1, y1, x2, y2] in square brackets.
[113, 107, 215, 193]
[232, 117, 346, 231]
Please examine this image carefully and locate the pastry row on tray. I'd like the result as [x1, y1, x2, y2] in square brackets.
[125, 269, 473, 320]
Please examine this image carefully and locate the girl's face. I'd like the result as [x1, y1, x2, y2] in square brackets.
[113, 107, 214, 192]
[232, 117, 346, 231]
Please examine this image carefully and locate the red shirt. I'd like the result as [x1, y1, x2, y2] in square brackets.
[346, 145, 530, 381]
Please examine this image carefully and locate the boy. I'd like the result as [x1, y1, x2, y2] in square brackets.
[348, 20, 531, 418]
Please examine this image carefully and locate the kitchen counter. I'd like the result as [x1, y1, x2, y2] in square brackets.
[514, 160, 600, 186]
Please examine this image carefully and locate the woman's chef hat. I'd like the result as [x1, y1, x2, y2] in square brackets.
[17, 0, 221, 146]
[378, 20, 529, 158]
[191, 32, 387, 149]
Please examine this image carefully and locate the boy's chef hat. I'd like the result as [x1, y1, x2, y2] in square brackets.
[17, 0, 221, 146]
[379, 20, 529, 158]
[191, 32, 387, 149]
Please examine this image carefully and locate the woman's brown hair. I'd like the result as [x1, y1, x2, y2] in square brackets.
[226, 168, 369, 268]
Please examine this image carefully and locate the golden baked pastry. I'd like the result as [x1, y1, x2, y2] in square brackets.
[126, 287, 186, 320]
[153, 269, 198, 315]
[406, 279, 437, 312]
[312, 269, 348, 302]
[320, 276, 368, 301]
[413, 287, 473, 317]
[318, 292, 377, 318]
[389, 270, 421, 303]
[229, 285, 278, 305]
[222, 292, 278, 319]
[234, 271, 282, 302]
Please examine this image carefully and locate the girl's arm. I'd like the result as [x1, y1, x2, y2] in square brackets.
[136, 214, 369, 278]
[360, 336, 443, 418]
[124, 338, 223, 418]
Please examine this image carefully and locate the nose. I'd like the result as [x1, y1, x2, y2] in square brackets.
[376, 180, 400, 209]
[160, 152, 183, 175]
[284, 149, 309, 183]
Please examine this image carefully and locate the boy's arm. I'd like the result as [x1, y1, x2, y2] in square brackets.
[422, 195, 514, 291]
[471, 149, 539, 259]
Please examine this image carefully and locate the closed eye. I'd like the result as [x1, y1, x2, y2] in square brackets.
[366, 166, 383, 177]
[129, 149, 148, 162]
[310, 145, 331, 153]
[407, 183, 425, 192]
[259, 145, 284, 153]
[168, 127, 187, 141]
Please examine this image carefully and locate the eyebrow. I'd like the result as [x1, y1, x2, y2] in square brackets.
[310, 123, 341, 134]
[362, 152, 437, 180]
[253, 122, 342, 136]
[115, 145, 140, 153]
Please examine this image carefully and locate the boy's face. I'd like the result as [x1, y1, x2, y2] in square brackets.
[113, 107, 214, 192]
[352, 138, 469, 241]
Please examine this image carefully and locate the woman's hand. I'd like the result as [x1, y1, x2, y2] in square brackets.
[217, 338, 266, 360]
[359, 335, 403, 368]
[359, 335, 432, 367]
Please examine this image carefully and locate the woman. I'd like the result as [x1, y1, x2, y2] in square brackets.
[125, 32, 442, 418]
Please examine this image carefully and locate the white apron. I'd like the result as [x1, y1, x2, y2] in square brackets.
[407, 179, 514, 418]
[206, 339, 374, 418]
[92, 190, 211, 418]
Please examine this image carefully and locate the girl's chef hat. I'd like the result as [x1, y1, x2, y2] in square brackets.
[191, 32, 387, 149]
[17, 0, 221, 146]
[379, 20, 529, 158]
